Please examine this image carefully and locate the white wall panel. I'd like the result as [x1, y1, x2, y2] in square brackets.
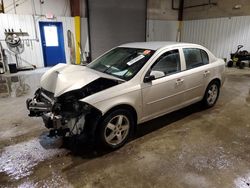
[182, 16, 250, 61]
[0, 14, 75, 68]
[88, 0, 146, 59]
[147, 20, 178, 42]
[3, 0, 71, 16]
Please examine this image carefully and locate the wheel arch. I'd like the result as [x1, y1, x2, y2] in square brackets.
[209, 78, 221, 87]
[202, 77, 221, 108]
[203, 77, 221, 100]
[102, 104, 138, 125]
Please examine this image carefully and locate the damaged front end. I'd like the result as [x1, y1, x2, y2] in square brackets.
[26, 74, 122, 139]
[26, 88, 102, 139]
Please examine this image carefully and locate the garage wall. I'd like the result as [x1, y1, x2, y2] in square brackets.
[147, 0, 178, 20]
[88, 0, 147, 59]
[182, 16, 250, 60]
[183, 0, 250, 20]
[2, 0, 71, 16]
[0, 14, 75, 68]
[147, 20, 179, 41]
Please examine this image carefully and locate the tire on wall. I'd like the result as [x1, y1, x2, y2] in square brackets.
[97, 109, 134, 149]
[202, 80, 220, 108]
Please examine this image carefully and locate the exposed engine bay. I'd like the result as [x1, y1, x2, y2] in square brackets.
[26, 77, 121, 138]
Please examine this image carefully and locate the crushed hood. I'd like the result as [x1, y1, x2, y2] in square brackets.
[41, 63, 123, 97]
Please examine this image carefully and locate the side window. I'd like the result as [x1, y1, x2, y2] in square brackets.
[150, 49, 181, 79]
[183, 48, 209, 69]
[201, 49, 209, 64]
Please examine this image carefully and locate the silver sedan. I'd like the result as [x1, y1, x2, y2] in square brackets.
[26, 42, 225, 149]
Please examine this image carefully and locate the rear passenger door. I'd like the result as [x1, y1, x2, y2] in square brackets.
[181, 48, 210, 104]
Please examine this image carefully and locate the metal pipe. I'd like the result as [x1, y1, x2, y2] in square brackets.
[32, 15, 39, 42]
[31, 0, 39, 41]
[176, 0, 184, 42]
[86, 0, 92, 62]
[172, 0, 179, 10]
[172, 0, 217, 10]
[184, 2, 217, 9]
[5, 0, 21, 9]
[5, 0, 28, 13]
[12, 0, 16, 14]
[178, 0, 184, 21]
[31, 0, 36, 14]
[0, 39, 38, 41]
[1, 0, 4, 13]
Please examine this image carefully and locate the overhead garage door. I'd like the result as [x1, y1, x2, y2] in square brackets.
[87, 0, 147, 60]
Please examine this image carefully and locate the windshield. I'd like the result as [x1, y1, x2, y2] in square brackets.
[87, 47, 155, 81]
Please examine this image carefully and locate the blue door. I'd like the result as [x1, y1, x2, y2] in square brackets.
[39, 22, 66, 67]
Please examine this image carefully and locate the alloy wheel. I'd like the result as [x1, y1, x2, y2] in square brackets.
[104, 115, 130, 146]
[207, 84, 218, 106]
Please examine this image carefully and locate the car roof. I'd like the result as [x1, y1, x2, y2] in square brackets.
[119, 41, 200, 51]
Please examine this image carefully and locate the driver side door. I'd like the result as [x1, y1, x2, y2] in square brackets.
[141, 49, 185, 121]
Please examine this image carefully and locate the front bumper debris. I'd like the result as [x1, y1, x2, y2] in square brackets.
[41, 112, 62, 129]
[26, 88, 69, 135]
[26, 88, 53, 117]
[26, 98, 51, 117]
[26, 88, 102, 138]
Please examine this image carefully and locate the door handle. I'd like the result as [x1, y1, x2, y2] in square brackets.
[176, 78, 184, 85]
[204, 70, 210, 77]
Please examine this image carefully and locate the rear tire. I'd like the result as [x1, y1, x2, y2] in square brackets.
[239, 62, 245, 69]
[203, 81, 220, 108]
[227, 60, 233, 67]
[236, 61, 240, 67]
[97, 109, 134, 149]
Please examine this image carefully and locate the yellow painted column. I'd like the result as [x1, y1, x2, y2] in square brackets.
[176, 21, 183, 42]
[74, 16, 81, 64]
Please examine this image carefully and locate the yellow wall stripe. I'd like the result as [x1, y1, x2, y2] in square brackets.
[74, 16, 81, 64]
[176, 21, 183, 42]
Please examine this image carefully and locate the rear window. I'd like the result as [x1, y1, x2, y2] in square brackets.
[183, 48, 209, 69]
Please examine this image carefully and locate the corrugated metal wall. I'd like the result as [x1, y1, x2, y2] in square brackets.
[2, 14, 248, 67]
[182, 16, 250, 60]
[147, 20, 179, 42]
[88, 0, 146, 59]
[0, 14, 76, 68]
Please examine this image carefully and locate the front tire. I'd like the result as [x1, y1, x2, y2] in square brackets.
[98, 109, 134, 149]
[203, 81, 220, 108]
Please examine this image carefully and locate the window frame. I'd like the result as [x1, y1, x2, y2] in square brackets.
[182, 48, 210, 70]
[146, 48, 182, 80]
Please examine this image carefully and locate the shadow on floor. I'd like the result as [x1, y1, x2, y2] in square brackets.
[39, 102, 206, 159]
[136, 103, 206, 137]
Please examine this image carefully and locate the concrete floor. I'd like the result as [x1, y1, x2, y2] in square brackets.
[0, 67, 250, 188]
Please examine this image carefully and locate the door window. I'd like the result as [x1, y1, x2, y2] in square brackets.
[44, 25, 59, 47]
[150, 49, 181, 79]
[183, 48, 209, 69]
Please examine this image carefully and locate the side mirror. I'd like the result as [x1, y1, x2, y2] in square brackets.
[144, 75, 155, 83]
